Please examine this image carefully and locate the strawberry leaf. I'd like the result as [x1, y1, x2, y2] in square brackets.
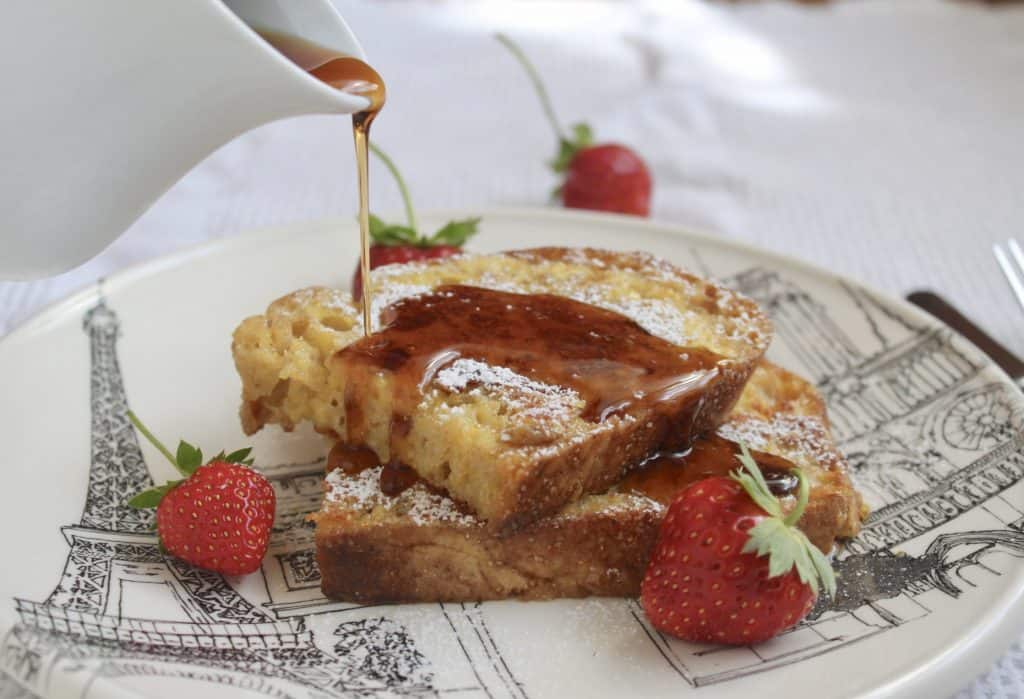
[808, 539, 838, 596]
[742, 517, 833, 596]
[550, 138, 578, 174]
[127, 481, 181, 509]
[176, 441, 203, 476]
[549, 121, 594, 174]
[126, 488, 164, 510]
[224, 447, 253, 465]
[368, 214, 420, 246]
[570, 122, 594, 147]
[430, 218, 480, 247]
[368, 213, 389, 237]
[731, 442, 836, 598]
[210, 447, 254, 466]
[732, 444, 783, 518]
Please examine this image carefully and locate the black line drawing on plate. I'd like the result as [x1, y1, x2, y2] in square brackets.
[3, 260, 1024, 696]
[624, 265, 1024, 687]
[0, 299, 514, 699]
[820, 528, 1024, 617]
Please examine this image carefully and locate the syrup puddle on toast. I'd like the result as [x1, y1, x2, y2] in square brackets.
[618, 434, 799, 502]
[335, 284, 725, 467]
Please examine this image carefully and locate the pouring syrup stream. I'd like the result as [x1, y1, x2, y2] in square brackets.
[352, 113, 377, 334]
[257, 29, 386, 336]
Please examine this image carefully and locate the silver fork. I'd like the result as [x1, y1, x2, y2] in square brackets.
[994, 239, 1024, 311]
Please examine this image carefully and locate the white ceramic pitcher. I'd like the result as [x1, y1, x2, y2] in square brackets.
[1, 0, 370, 279]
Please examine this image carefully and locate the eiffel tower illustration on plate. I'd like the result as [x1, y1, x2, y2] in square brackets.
[0, 299, 444, 698]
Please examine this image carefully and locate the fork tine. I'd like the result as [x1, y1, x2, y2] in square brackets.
[994, 241, 1024, 312]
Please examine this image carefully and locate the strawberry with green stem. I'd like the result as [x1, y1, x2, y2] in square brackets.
[125, 411, 275, 576]
[496, 33, 652, 217]
[640, 443, 836, 645]
[352, 142, 480, 301]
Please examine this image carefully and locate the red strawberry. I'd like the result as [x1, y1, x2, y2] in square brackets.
[562, 144, 652, 216]
[496, 33, 652, 217]
[352, 142, 479, 301]
[640, 443, 835, 645]
[125, 411, 275, 576]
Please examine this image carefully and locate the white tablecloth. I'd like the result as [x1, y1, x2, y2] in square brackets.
[2, 1, 1023, 695]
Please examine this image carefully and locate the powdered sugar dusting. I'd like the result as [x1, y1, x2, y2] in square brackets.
[435, 358, 576, 399]
[463, 271, 699, 347]
[362, 250, 764, 350]
[717, 414, 843, 473]
[575, 293, 692, 347]
[431, 358, 583, 446]
[324, 465, 660, 529]
[325, 467, 479, 527]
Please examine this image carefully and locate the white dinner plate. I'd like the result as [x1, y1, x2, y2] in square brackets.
[1, 208, 1022, 699]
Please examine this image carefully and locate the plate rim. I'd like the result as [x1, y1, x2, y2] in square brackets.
[1, 205, 1021, 699]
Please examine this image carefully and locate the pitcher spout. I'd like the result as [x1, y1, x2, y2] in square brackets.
[221, 0, 374, 116]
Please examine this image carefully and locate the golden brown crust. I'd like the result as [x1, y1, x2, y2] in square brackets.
[718, 366, 864, 547]
[316, 497, 661, 602]
[234, 247, 773, 532]
[470, 358, 757, 533]
[314, 362, 866, 603]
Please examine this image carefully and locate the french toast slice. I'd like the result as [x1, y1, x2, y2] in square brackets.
[233, 247, 772, 532]
[313, 362, 865, 603]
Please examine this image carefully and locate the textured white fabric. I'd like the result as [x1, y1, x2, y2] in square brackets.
[1, 1, 1023, 694]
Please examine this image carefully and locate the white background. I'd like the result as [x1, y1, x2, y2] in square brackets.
[1, 1, 1022, 695]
